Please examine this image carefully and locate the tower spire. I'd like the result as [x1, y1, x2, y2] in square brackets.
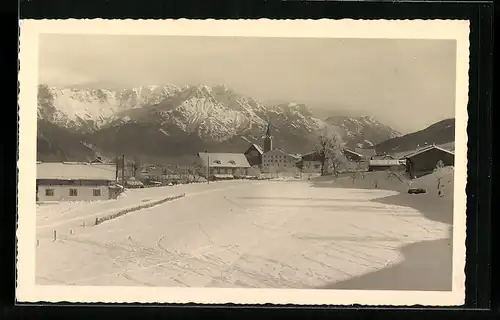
[263, 121, 273, 153]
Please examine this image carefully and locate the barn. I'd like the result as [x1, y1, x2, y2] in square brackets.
[197, 152, 251, 178]
[403, 145, 455, 178]
[36, 161, 118, 202]
[244, 144, 264, 167]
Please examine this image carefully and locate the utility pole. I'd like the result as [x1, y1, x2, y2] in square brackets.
[121, 154, 125, 185]
[115, 154, 119, 181]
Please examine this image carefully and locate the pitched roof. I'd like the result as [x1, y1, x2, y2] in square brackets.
[403, 144, 455, 159]
[354, 148, 377, 157]
[37, 162, 116, 181]
[250, 144, 264, 154]
[197, 152, 251, 168]
[343, 148, 364, 158]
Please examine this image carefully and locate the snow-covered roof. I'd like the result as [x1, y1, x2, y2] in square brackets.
[343, 148, 364, 158]
[251, 144, 264, 154]
[301, 150, 324, 162]
[197, 152, 251, 168]
[403, 145, 455, 159]
[37, 162, 117, 181]
[354, 148, 377, 157]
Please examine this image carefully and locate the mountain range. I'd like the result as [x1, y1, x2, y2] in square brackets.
[36, 83, 443, 163]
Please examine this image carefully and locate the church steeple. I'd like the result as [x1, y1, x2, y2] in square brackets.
[266, 122, 272, 137]
[263, 122, 273, 153]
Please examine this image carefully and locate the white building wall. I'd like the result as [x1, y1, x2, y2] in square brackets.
[38, 184, 111, 202]
[262, 151, 298, 172]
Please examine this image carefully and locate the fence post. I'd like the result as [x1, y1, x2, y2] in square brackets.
[53, 230, 56, 242]
[36, 239, 39, 247]
[70, 229, 73, 235]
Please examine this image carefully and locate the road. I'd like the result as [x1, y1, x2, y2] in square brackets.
[36, 180, 451, 289]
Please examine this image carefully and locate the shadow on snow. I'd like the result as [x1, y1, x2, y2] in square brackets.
[309, 178, 454, 291]
[318, 237, 453, 291]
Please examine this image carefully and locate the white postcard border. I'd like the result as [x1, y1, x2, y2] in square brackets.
[17, 19, 470, 306]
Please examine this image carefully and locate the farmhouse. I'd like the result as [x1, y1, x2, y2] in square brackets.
[36, 161, 118, 202]
[299, 148, 353, 173]
[299, 150, 324, 173]
[244, 144, 264, 167]
[343, 148, 364, 161]
[368, 159, 406, 172]
[197, 152, 251, 177]
[403, 144, 455, 178]
[355, 147, 377, 159]
[262, 149, 301, 173]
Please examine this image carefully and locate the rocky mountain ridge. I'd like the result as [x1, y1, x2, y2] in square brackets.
[37, 84, 402, 162]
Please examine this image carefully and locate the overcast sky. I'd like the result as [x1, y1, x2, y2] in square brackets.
[39, 34, 457, 133]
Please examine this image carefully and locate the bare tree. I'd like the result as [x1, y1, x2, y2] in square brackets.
[187, 160, 203, 182]
[132, 155, 141, 178]
[316, 127, 345, 176]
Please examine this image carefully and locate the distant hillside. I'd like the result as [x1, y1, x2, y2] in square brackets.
[373, 118, 455, 155]
[37, 120, 97, 161]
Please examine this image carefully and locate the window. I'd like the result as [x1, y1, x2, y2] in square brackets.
[213, 160, 221, 164]
[69, 188, 78, 196]
[228, 160, 236, 165]
[93, 189, 101, 197]
[45, 189, 54, 196]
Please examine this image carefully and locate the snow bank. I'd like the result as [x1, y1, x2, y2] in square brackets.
[95, 194, 186, 225]
[313, 167, 455, 225]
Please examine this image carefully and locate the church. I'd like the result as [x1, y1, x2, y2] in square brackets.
[244, 123, 301, 172]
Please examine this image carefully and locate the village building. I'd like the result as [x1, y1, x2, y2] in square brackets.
[343, 148, 377, 161]
[367, 153, 405, 172]
[355, 147, 377, 159]
[262, 149, 301, 173]
[197, 152, 251, 178]
[371, 154, 397, 160]
[342, 148, 364, 162]
[36, 161, 119, 202]
[263, 122, 273, 153]
[402, 144, 455, 178]
[299, 150, 324, 173]
[368, 159, 406, 172]
[244, 143, 264, 167]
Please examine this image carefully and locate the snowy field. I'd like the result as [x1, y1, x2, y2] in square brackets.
[36, 180, 243, 238]
[36, 172, 453, 290]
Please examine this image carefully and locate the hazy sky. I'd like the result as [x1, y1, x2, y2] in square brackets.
[39, 34, 457, 133]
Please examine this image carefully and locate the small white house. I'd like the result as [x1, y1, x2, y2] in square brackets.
[197, 152, 251, 177]
[36, 161, 118, 201]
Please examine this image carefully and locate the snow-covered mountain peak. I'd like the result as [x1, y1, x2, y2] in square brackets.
[37, 83, 400, 153]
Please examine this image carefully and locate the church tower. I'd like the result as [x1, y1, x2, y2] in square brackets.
[263, 122, 273, 153]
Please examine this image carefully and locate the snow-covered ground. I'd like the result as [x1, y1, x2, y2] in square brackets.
[36, 180, 243, 239]
[36, 173, 453, 290]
